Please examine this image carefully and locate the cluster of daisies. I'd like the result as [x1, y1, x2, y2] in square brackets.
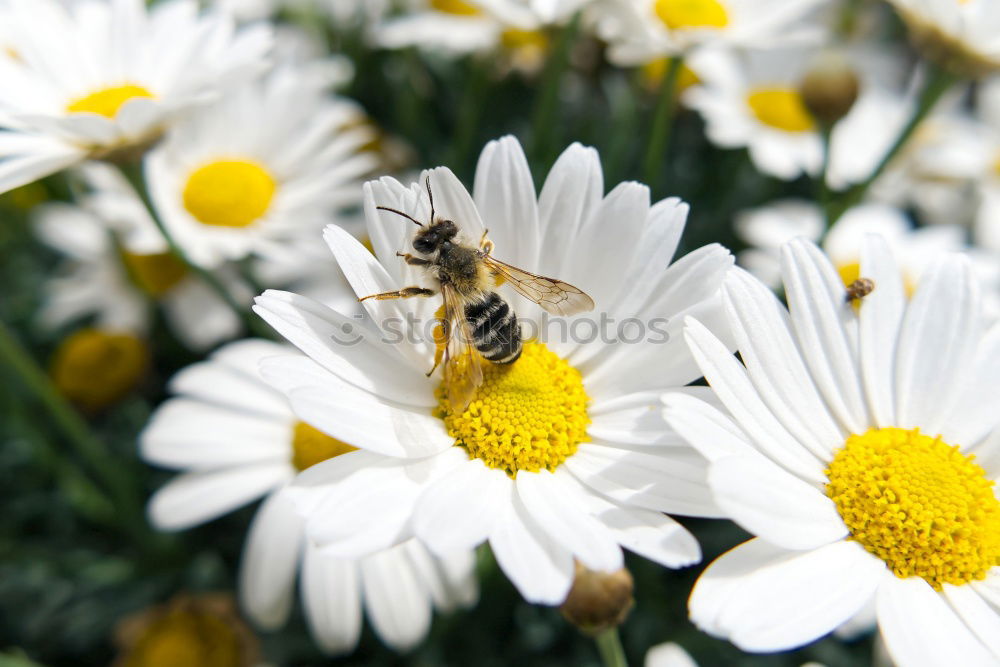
[3, 0, 1000, 665]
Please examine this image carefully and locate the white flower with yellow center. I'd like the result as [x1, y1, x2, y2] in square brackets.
[253, 136, 731, 604]
[0, 0, 272, 194]
[141, 339, 478, 655]
[145, 65, 376, 269]
[374, 0, 549, 64]
[886, 0, 1000, 77]
[734, 200, 972, 293]
[594, 0, 824, 66]
[662, 236, 1000, 664]
[684, 47, 822, 180]
[35, 165, 250, 349]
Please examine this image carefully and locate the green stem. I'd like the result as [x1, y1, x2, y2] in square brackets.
[0, 320, 139, 529]
[594, 628, 628, 667]
[120, 166, 274, 340]
[641, 55, 683, 190]
[827, 63, 957, 224]
[530, 13, 581, 167]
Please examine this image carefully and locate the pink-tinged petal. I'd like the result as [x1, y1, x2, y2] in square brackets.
[683, 317, 827, 483]
[877, 574, 996, 667]
[708, 455, 847, 550]
[690, 538, 882, 652]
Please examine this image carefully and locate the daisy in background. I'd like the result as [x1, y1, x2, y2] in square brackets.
[0, 0, 272, 194]
[254, 136, 732, 605]
[662, 236, 1000, 664]
[593, 0, 824, 67]
[373, 0, 554, 73]
[34, 164, 247, 351]
[144, 63, 377, 270]
[141, 339, 478, 655]
[886, 0, 1000, 77]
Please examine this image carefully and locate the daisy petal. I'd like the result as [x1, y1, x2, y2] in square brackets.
[474, 135, 540, 270]
[859, 234, 906, 427]
[877, 574, 996, 667]
[301, 544, 362, 655]
[943, 583, 1000, 657]
[361, 544, 432, 652]
[239, 490, 304, 630]
[708, 455, 847, 550]
[583, 493, 701, 568]
[148, 463, 291, 531]
[516, 470, 623, 572]
[661, 392, 757, 462]
[413, 459, 510, 555]
[489, 495, 574, 605]
[537, 143, 603, 277]
[691, 538, 882, 652]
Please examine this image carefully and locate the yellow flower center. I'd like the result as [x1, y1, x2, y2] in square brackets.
[436, 342, 590, 478]
[826, 427, 1000, 590]
[122, 252, 188, 298]
[746, 88, 815, 132]
[429, 0, 482, 15]
[66, 84, 155, 118]
[290, 421, 357, 471]
[182, 160, 276, 228]
[124, 608, 242, 667]
[51, 329, 147, 412]
[654, 0, 729, 30]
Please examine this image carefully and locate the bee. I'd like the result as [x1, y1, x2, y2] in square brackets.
[845, 277, 875, 303]
[360, 176, 595, 410]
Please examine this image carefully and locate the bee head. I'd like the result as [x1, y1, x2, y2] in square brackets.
[413, 219, 458, 254]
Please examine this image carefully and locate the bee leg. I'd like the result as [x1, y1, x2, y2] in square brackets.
[396, 252, 431, 266]
[359, 287, 436, 302]
[479, 235, 494, 256]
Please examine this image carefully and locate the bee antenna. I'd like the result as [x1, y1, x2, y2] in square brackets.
[425, 175, 436, 222]
[376, 206, 424, 227]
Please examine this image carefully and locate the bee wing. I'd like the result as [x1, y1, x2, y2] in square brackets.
[482, 256, 595, 316]
[440, 282, 483, 411]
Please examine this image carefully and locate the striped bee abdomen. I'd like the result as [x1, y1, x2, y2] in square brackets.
[465, 291, 521, 364]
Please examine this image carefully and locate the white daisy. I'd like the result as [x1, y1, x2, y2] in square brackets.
[141, 338, 478, 655]
[373, 0, 550, 69]
[0, 0, 272, 194]
[971, 77, 1000, 257]
[253, 136, 732, 605]
[734, 200, 972, 294]
[645, 642, 699, 667]
[662, 236, 1000, 664]
[684, 47, 822, 180]
[886, 0, 1000, 77]
[34, 165, 246, 351]
[594, 0, 824, 66]
[144, 63, 377, 270]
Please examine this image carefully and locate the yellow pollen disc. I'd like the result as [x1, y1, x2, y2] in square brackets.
[654, 0, 729, 30]
[429, 0, 482, 15]
[125, 608, 242, 667]
[122, 252, 187, 298]
[291, 421, 357, 471]
[436, 342, 590, 478]
[182, 160, 276, 228]
[826, 427, 1000, 590]
[747, 88, 815, 132]
[66, 84, 155, 119]
[51, 329, 148, 412]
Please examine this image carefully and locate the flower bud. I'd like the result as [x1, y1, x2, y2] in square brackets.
[559, 562, 634, 636]
[799, 51, 861, 127]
